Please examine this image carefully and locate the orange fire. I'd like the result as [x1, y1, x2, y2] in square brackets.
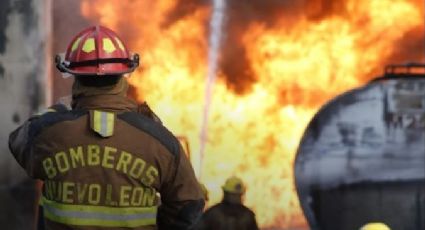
[81, 0, 423, 228]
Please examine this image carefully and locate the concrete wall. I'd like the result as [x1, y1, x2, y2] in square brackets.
[0, 0, 51, 229]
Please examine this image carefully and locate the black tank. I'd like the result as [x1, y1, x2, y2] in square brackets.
[295, 64, 425, 230]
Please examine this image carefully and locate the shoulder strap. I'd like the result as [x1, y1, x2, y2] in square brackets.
[137, 102, 162, 124]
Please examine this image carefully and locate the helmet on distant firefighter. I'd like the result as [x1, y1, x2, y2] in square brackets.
[222, 176, 246, 194]
[55, 25, 139, 76]
[360, 222, 391, 230]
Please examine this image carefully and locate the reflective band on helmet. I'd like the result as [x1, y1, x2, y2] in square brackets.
[82, 38, 95, 53]
[41, 197, 157, 227]
[103, 38, 117, 53]
[92, 110, 115, 138]
[71, 37, 82, 52]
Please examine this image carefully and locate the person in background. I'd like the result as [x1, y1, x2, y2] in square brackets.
[9, 25, 204, 230]
[195, 176, 258, 230]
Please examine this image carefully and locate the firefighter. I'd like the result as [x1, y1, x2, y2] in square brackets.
[360, 222, 391, 230]
[9, 25, 204, 229]
[194, 176, 259, 230]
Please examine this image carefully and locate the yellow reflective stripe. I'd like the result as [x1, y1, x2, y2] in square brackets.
[42, 197, 157, 227]
[71, 37, 81, 52]
[106, 112, 114, 136]
[42, 197, 155, 214]
[82, 38, 95, 53]
[44, 213, 155, 228]
[93, 110, 102, 135]
[103, 38, 116, 53]
[93, 110, 115, 137]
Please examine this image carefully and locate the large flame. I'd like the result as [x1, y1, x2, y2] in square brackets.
[81, 0, 423, 228]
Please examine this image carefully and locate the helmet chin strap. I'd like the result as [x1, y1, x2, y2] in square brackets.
[55, 53, 140, 76]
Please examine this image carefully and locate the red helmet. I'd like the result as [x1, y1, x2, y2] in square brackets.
[55, 25, 139, 76]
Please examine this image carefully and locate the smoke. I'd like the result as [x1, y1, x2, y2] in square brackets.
[217, 0, 305, 94]
[161, 0, 209, 27]
[0, 0, 11, 54]
[159, 1, 317, 94]
[158, 0, 305, 94]
[162, 0, 424, 95]
[55, 0, 425, 100]
[378, 25, 425, 74]
[303, 0, 348, 21]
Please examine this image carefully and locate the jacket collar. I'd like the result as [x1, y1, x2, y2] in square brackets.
[72, 95, 139, 112]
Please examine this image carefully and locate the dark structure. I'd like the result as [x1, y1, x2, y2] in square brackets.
[295, 64, 425, 230]
[311, 180, 425, 230]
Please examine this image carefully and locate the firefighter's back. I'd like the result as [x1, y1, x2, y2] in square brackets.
[17, 104, 183, 229]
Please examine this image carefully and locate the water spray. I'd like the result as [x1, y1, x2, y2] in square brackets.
[199, 0, 226, 179]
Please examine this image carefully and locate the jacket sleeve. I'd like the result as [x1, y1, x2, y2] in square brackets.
[8, 116, 38, 178]
[8, 104, 68, 179]
[157, 145, 205, 230]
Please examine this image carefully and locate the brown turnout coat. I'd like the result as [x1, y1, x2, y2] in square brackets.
[9, 95, 204, 230]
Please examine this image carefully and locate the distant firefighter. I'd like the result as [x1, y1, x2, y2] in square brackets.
[194, 176, 259, 230]
[360, 222, 391, 230]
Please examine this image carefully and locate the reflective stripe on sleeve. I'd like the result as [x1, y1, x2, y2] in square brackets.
[41, 197, 157, 227]
[92, 110, 115, 137]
